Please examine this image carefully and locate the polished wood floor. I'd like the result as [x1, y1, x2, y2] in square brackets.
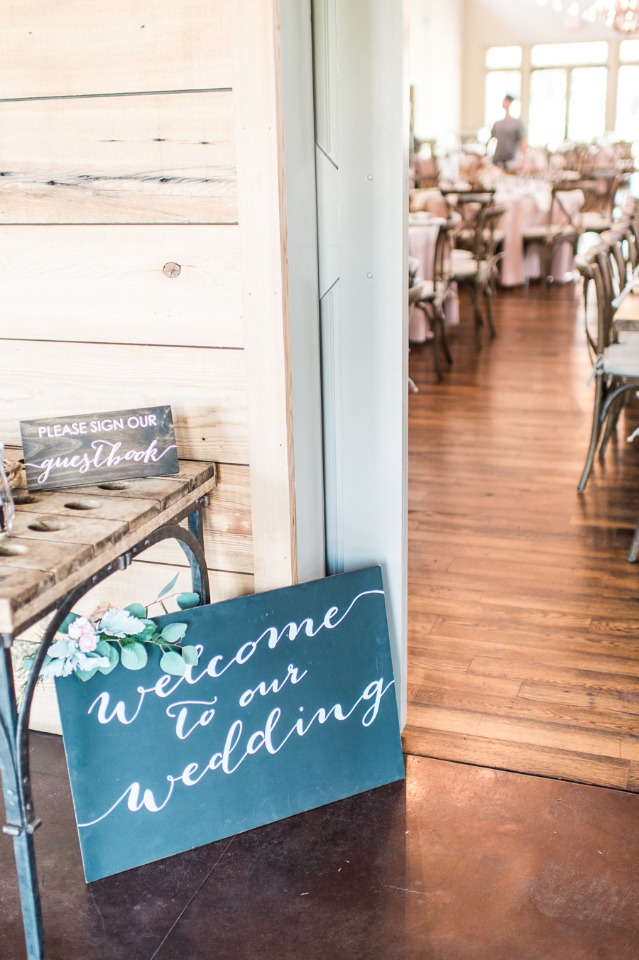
[404, 282, 639, 791]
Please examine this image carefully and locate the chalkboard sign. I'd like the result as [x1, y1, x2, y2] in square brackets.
[55, 567, 404, 882]
[20, 405, 179, 491]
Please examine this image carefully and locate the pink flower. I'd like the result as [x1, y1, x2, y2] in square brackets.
[67, 617, 99, 653]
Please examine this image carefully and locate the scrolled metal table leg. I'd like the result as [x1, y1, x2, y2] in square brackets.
[0, 637, 46, 960]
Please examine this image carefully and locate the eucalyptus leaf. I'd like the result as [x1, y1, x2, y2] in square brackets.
[160, 649, 186, 676]
[177, 592, 200, 610]
[75, 667, 99, 682]
[181, 645, 199, 666]
[125, 602, 147, 620]
[157, 572, 180, 600]
[120, 642, 148, 671]
[96, 642, 119, 675]
[160, 622, 188, 644]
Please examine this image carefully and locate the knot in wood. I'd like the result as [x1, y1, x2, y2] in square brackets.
[163, 262, 181, 279]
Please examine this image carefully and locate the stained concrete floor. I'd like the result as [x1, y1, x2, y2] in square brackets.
[2, 733, 639, 960]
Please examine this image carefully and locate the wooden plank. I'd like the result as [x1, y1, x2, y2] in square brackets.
[410, 683, 639, 738]
[0, 0, 232, 99]
[0, 340, 248, 464]
[148, 463, 253, 573]
[12, 512, 126, 551]
[519, 681, 639, 717]
[0, 565, 56, 617]
[6, 466, 217, 634]
[0, 92, 236, 224]
[66, 460, 218, 508]
[468, 655, 639, 692]
[402, 727, 631, 792]
[42, 559, 255, 618]
[474, 714, 621, 760]
[0, 535, 96, 580]
[0, 226, 242, 348]
[232, 0, 297, 591]
[10, 492, 161, 529]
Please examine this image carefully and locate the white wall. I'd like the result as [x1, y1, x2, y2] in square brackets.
[409, 0, 463, 148]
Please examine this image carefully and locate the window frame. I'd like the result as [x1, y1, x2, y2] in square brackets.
[482, 40, 628, 149]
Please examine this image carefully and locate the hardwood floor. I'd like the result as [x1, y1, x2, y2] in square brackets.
[404, 281, 639, 791]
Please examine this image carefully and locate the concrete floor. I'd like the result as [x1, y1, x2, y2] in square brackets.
[2, 732, 639, 959]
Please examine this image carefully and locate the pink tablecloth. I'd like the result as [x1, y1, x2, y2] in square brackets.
[497, 183, 584, 286]
[409, 183, 583, 287]
[408, 216, 459, 343]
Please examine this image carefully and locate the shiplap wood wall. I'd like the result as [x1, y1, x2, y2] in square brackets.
[3, 0, 300, 730]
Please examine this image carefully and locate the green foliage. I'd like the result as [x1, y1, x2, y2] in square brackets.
[124, 602, 147, 620]
[160, 622, 188, 644]
[181, 645, 199, 666]
[159, 649, 186, 676]
[120, 641, 148, 671]
[31, 594, 201, 686]
[157, 572, 180, 599]
[177, 592, 200, 610]
[96, 640, 119, 675]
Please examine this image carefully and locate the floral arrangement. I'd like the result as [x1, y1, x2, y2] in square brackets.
[23, 576, 201, 683]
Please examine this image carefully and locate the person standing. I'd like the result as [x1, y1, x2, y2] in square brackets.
[491, 94, 527, 168]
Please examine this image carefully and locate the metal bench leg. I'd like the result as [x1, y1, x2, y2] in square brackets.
[0, 641, 46, 960]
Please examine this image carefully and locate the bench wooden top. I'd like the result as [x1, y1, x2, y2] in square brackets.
[0, 460, 216, 637]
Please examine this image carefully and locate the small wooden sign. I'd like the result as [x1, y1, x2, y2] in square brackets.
[20, 405, 179, 491]
[55, 567, 405, 882]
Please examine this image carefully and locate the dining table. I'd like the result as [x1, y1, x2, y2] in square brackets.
[409, 178, 584, 288]
[408, 213, 459, 343]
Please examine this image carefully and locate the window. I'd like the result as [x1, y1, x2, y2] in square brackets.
[530, 41, 608, 67]
[486, 46, 522, 70]
[567, 66, 607, 142]
[528, 42, 608, 147]
[528, 69, 567, 150]
[617, 41, 639, 140]
[484, 46, 522, 130]
[620, 39, 639, 62]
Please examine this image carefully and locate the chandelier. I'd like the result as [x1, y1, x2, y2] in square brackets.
[585, 0, 639, 32]
[537, 0, 639, 32]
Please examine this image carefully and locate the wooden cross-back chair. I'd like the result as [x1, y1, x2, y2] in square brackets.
[576, 244, 639, 495]
[439, 188, 496, 253]
[449, 202, 506, 348]
[579, 173, 628, 235]
[409, 219, 455, 382]
[523, 182, 584, 284]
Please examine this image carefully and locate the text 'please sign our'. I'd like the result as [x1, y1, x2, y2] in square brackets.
[56, 567, 405, 882]
[20, 405, 179, 491]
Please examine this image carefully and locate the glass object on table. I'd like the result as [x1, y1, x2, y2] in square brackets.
[0, 443, 16, 537]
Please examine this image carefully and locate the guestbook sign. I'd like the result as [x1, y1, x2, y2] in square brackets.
[56, 567, 405, 882]
[20, 405, 179, 491]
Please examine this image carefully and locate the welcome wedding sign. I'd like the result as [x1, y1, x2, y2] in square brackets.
[56, 567, 405, 882]
[20, 405, 179, 491]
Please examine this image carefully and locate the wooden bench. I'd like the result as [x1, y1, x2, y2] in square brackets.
[0, 460, 216, 960]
